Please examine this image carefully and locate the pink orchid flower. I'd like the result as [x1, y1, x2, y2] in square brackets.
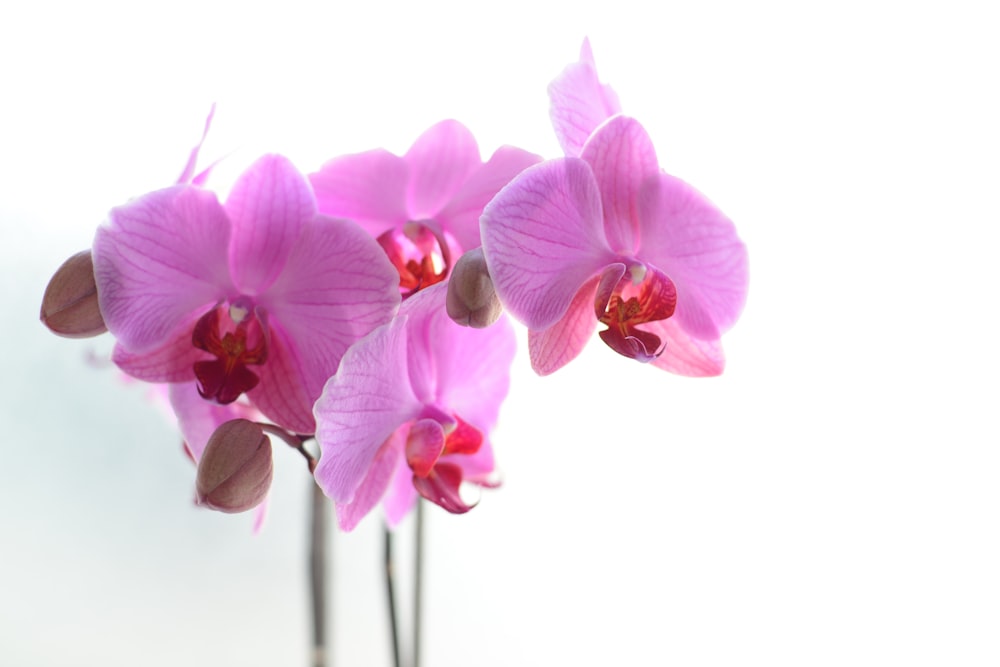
[309, 120, 540, 298]
[93, 154, 401, 434]
[480, 115, 748, 376]
[313, 283, 515, 531]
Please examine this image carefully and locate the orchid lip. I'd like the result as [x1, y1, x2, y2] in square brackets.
[595, 263, 677, 362]
[192, 299, 270, 404]
[405, 411, 484, 514]
[377, 221, 453, 299]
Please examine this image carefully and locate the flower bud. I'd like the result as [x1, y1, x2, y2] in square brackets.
[445, 248, 503, 328]
[40, 250, 107, 338]
[196, 419, 273, 513]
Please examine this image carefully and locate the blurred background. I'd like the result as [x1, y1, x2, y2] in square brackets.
[2, 0, 998, 664]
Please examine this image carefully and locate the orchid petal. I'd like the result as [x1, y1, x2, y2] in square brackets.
[335, 433, 403, 532]
[580, 116, 660, 255]
[480, 158, 617, 330]
[638, 173, 749, 335]
[259, 215, 401, 407]
[247, 324, 316, 434]
[309, 149, 410, 237]
[437, 145, 542, 251]
[404, 120, 480, 218]
[112, 326, 205, 383]
[384, 454, 419, 528]
[548, 38, 622, 156]
[93, 186, 232, 353]
[395, 284, 515, 431]
[644, 317, 727, 376]
[432, 311, 516, 433]
[314, 316, 422, 504]
[527, 275, 603, 375]
[225, 154, 316, 294]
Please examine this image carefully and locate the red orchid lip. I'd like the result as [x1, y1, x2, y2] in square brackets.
[405, 413, 484, 514]
[192, 302, 269, 404]
[377, 221, 452, 299]
[595, 262, 677, 362]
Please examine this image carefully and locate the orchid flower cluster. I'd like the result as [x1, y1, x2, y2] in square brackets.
[40, 40, 748, 532]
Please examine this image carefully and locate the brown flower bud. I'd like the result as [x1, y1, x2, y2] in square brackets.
[196, 419, 273, 513]
[445, 248, 503, 328]
[40, 250, 107, 338]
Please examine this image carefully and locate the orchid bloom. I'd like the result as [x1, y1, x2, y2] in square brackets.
[479, 41, 748, 376]
[313, 283, 515, 531]
[93, 154, 401, 434]
[309, 120, 540, 298]
[481, 119, 747, 376]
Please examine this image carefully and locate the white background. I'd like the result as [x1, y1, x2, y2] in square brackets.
[2, 1, 998, 665]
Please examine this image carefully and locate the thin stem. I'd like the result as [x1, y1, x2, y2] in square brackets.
[384, 526, 402, 667]
[310, 481, 328, 667]
[260, 423, 317, 472]
[414, 499, 425, 667]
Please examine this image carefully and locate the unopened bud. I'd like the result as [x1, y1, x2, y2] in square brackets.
[40, 250, 107, 338]
[446, 248, 503, 328]
[196, 419, 273, 513]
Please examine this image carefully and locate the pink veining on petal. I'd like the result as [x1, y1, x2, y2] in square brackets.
[528, 275, 603, 376]
[225, 154, 317, 294]
[437, 145, 543, 252]
[313, 315, 422, 505]
[258, 214, 400, 412]
[94, 185, 234, 354]
[480, 158, 617, 331]
[580, 116, 660, 256]
[112, 324, 206, 383]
